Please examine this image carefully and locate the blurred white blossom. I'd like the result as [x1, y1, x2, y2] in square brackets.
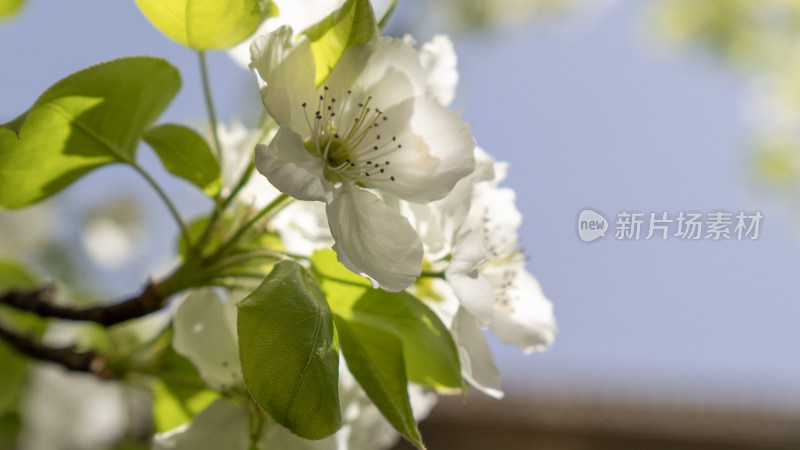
[19, 366, 127, 450]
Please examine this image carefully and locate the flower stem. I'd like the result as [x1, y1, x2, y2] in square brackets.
[379, 0, 399, 29]
[198, 51, 224, 165]
[420, 271, 446, 279]
[206, 194, 291, 262]
[248, 403, 265, 450]
[130, 162, 192, 249]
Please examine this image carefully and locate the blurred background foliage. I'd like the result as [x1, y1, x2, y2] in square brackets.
[653, 0, 800, 210]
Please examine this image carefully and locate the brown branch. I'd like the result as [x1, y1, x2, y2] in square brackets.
[0, 282, 166, 327]
[0, 319, 109, 376]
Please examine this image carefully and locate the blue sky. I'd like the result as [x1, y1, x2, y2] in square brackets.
[2, 0, 799, 411]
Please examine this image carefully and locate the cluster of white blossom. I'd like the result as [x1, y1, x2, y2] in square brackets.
[152, 6, 557, 448]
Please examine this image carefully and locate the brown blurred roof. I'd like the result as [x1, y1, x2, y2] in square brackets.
[393, 390, 800, 450]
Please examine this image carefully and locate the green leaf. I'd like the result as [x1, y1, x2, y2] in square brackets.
[303, 0, 379, 86]
[0, 0, 25, 20]
[114, 326, 218, 433]
[135, 0, 274, 50]
[312, 250, 461, 390]
[335, 317, 424, 449]
[152, 347, 220, 433]
[0, 411, 21, 450]
[0, 260, 36, 291]
[143, 124, 220, 197]
[0, 57, 180, 209]
[237, 261, 340, 439]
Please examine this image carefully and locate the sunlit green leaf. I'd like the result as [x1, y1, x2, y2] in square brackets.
[311, 250, 461, 390]
[135, 0, 274, 50]
[238, 261, 340, 439]
[303, 0, 379, 86]
[143, 124, 220, 197]
[335, 317, 424, 449]
[0, 57, 180, 209]
[0, 0, 24, 21]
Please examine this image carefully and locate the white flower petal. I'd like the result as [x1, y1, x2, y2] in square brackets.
[466, 186, 522, 256]
[487, 267, 557, 354]
[238, 166, 283, 208]
[412, 146, 496, 254]
[255, 127, 333, 202]
[445, 231, 495, 325]
[326, 37, 427, 109]
[217, 120, 262, 196]
[365, 96, 475, 203]
[419, 35, 459, 107]
[326, 185, 423, 292]
[250, 25, 316, 131]
[172, 289, 242, 391]
[20, 366, 127, 450]
[271, 200, 333, 256]
[153, 399, 250, 450]
[403, 202, 449, 256]
[452, 307, 504, 399]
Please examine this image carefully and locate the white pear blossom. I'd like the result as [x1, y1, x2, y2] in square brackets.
[172, 289, 243, 392]
[405, 148, 557, 398]
[418, 35, 459, 107]
[436, 162, 556, 357]
[456, 175, 557, 354]
[217, 120, 268, 197]
[250, 26, 475, 291]
[217, 121, 334, 257]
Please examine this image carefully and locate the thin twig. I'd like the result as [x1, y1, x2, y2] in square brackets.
[0, 282, 166, 327]
[0, 319, 109, 376]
